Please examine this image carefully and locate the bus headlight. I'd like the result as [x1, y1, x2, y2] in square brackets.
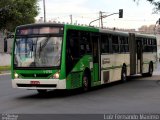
[14, 73, 19, 79]
[51, 72, 60, 79]
[54, 72, 60, 79]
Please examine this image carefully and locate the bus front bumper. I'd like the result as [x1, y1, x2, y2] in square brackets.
[12, 79, 66, 90]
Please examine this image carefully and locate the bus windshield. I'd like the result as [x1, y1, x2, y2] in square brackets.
[14, 36, 62, 68]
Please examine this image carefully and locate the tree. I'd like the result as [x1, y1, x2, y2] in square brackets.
[138, 25, 155, 34]
[134, 0, 160, 13]
[0, 0, 39, 32]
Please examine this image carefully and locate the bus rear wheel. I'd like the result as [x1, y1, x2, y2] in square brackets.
[121, 66, 127, 82]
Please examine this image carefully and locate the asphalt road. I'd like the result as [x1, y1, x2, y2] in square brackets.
[0, 74, 160, 115]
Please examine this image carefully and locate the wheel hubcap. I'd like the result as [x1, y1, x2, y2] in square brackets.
[123, 72, 126, 81]
[150, 67, 153, 74]
[84, 77, 88, 86]
[83, 76, 88, 90]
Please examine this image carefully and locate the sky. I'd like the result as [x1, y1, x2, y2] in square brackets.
[36, 0, 160, 30]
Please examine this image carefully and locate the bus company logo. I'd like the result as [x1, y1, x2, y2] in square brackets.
[102, 58, 110, 64]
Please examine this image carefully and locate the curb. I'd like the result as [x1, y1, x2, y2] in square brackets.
[0, 73, 11, 76]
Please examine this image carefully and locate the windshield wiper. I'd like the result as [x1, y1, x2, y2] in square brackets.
[40, 36, 51, 51]
[38, 37, 51, 57]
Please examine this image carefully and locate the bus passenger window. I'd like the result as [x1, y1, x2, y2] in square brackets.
[79, 32, 91, 55]
[101, 34, 109, 53]
[120, 37, 129, 53]
[153, 39, 157, 52]
[112, 35, 119, 53]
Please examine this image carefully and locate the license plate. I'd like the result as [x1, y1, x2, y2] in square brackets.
[30, 81, 40, 84]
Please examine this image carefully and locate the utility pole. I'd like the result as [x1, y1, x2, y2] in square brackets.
[99, 11, 103, 28]
[99, 11, 101, 28]
[89, 9, 123, 27]
[70, 15, 73, 24]
[43, 0, 46, 22]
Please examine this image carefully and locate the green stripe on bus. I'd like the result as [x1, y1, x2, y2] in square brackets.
[101, 64, 130, 71]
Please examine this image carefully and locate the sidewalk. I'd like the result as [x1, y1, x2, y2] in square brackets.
[0, 70, 11, 75]
[0, 53, 11, 66]
[153, 63, 160, 76]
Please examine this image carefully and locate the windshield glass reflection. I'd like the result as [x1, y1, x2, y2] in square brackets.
[14, 36, 62, 67]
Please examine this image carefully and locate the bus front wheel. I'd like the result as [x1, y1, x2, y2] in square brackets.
[82, 74, 89, 92]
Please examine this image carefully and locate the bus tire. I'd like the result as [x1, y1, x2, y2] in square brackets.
[121, 66, 127, 82]
[37, 90, 47, 94]
[147, 62, 153, 77]
[82, 73, 90, 92]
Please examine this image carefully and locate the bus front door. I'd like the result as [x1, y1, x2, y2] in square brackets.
[92, 34, 100, 84]
[137, 40, 143, 74]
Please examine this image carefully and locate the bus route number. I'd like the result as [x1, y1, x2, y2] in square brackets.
[43, 70, 52, 74]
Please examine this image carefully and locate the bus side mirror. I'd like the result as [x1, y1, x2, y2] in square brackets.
[119, 9, 123, 18]
[4, 38, 8, 53]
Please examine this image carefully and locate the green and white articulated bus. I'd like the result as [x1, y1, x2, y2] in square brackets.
[10, 23, 157, 93]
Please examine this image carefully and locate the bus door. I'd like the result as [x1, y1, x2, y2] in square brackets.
[91, 34, 100, 83]
[129, 33, 136, 75]
[137, 40, 143, 73]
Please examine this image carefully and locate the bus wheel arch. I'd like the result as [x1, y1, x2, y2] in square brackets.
[82, 68, 91, 91]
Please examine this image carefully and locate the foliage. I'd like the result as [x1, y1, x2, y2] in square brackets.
[0, 0, 39, 32]
[134, 0, 160, 13]
[0, 66, 11, 71]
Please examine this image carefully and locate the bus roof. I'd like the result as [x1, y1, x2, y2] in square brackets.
[65, 24, 99, 32]
[99, 28, 129, 36]
[16, 23, 99, 33]
[16, 23, 64, 29]
[135, 33, 156, 39]
[16, 23, 156, 39]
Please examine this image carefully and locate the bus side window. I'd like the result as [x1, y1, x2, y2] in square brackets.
[148, 39, 152, 52]
[79, 31, 91, 56]
[112, 35, 119, 53]
[153, 39, 157, 52]
[125, 37, 129, 52]
[144, 38, 153, 53]
[120, 36, 129, 53]
[66, 30, 79, 74]
[143, 38, 147, 52]
[120, 36, 124, 53]
[67, 30, 80, 59]
[101, 34, 109, 53]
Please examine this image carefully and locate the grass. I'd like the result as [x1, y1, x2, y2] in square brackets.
[0, 66, 11, 71]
